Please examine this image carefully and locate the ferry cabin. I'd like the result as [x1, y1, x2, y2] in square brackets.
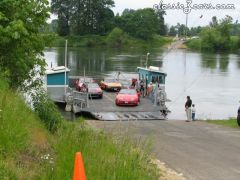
[46, 66, 70, 103]
[137, 66, 167, 87]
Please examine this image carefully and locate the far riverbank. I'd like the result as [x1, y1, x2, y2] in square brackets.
[45, 34, 172, 49]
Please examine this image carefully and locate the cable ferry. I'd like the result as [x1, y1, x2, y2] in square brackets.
[45, 42, 169, 120]
[137, 65, 169, 116]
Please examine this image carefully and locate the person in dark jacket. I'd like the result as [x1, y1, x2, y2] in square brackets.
[139, 80, 145, 97]
[185, 96, 192, 122]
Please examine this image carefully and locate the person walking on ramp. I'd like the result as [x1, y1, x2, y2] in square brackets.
[185, 96, 192, 122]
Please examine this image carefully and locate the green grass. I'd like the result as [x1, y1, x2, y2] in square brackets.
[0, 79, 160, 179]
[52, 120, 159, 179]
[0, 82, 51, 179]
[207, 119, 239, 128]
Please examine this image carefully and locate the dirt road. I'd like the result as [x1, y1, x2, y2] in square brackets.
[88, 120, 240, 180]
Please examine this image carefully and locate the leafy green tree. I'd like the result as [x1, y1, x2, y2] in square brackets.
[200, 27, 219, 51]
[106, 27, 128, 47]
[96, 8, 115, 35]
[200, 16, 234, 51]
[117, 7, 166, 38]
[154, 4, 167, 35]
[216, 15, 232, 50]
[0, 0, 49, 90]
[177, 23, 189, 37]
[189, 26, 202, 36]
[115, 8, 135, 34]
[51, 0, 115, 36]
[51, 0, 71, 36]
[132, 8, 160, 40]
[169, 26, 177, 36]
[231, 23, 240, 36]
[117, 8, 160, 40]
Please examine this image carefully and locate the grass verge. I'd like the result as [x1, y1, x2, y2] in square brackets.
[0, 79, 160, 179]
[0, 83, 51, 179]
[207, 118, 239, 128]
[52, 120, 159, 179]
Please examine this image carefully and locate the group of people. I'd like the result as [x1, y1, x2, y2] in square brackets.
[131, 78, 162, 104]
[185, 96, 196, 122]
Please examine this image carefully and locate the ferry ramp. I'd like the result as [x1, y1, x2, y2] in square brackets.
[78, 91, 166, 121]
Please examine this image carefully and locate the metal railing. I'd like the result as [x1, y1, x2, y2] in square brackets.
[72, 91, 89, 109]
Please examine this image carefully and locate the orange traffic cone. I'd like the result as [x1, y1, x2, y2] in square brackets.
[73, 152, 86, 180]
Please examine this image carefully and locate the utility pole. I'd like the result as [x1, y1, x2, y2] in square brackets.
[64, 40, 68, 95]
[146, 53, 150, 68]
[185, 13, 189, 40]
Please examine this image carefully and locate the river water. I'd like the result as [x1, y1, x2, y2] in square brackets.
[44, 47, 240, 120]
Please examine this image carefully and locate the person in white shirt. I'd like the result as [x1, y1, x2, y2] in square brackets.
[192, 104, 196, 121]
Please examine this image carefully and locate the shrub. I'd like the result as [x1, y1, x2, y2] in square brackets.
[230, 36, 240, 51]
[186, 39, 201, 50]
[32, 90, 63, 133]
[106, 27, 129, 48]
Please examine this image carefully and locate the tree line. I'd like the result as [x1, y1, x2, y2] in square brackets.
[187, 15, 240, 51]
[51, 0, 167, 40]
[168, 24, 202, 37]
[51, 0, 115, 36]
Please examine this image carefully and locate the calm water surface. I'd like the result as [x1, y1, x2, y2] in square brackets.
[44, 47, 240, 120]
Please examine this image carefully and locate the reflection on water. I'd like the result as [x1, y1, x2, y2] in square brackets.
[201, 53, 230, 72]
[46, 47, 165, 78]
[44, 47, 240, 120]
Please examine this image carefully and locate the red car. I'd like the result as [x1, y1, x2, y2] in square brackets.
[87, 83, 103, 99]
[115, 89, 140, 106]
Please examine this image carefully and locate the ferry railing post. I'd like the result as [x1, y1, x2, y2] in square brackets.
[145, 53, 150, 68]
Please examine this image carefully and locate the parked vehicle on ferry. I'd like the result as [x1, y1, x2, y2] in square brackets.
[87, 83, 103, 99]
[75, 81, 87, 92]
[100, 79, 122, 91]
[115, 89, 140, 106]
[75, 78, 94, 92]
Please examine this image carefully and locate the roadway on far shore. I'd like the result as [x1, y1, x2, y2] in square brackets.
[88, 120, 240, 180]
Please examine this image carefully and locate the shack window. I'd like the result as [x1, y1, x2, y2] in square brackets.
[152, 76, 156, 83]
[159, 76, 164, 84]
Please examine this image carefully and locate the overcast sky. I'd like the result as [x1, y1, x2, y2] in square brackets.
[49, 0, 240, 27]
[112, 0, 240, 27]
